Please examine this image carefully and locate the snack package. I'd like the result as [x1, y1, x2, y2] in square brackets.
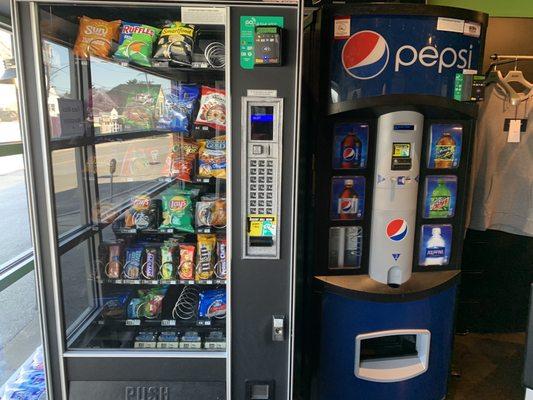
[160, 241, 178, 280]
[198, 288, 226, 319]
[106, 243, 123, 279]
[123, 87, 159, 130]
[195, 86, 226, 131]
[141, 287, 167, 319]
[178, 244, 195, 280]
[73, 16, 121, 59]
[211, 198, 227, 228]
[160, 189, 195, 233]
[198, 135, 226, 179]
[153, 21, 196, 66]
[157, 84, 199, 133]
[101, 292, 130, 318]
[123, 245, 144, 279]
[114, 22, 161, 67]
[214, 237, 227, 280]
[195, 234, 216, 281]
[124, 195, 161, 230]
[163, 137, 199, 182]
[142, 247, 159, 280]
[195, 201, 214, 227]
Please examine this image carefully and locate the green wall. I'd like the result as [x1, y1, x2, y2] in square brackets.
[428, 0, 533, 18]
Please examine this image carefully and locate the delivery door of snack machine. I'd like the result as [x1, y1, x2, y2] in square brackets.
[230, 4, 301, 400]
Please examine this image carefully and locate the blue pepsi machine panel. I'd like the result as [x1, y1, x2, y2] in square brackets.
[330, 15, 483, 102]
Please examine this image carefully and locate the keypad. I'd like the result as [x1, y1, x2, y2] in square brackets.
[248, 158, 276, 215]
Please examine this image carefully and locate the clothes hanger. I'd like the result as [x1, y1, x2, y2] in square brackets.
[485, 66, 522, 106]
[502, 58, 533, 102]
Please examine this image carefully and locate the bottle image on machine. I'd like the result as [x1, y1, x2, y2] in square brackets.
[425, 227, 446, 265]
[428, 123, 463, 169]
[424, 176, 458, 219]
[331, 176, 365, 220]
[340, 131, 362, 168]
[419, 224, 453, 266]
[333, 122, 369, 169]
[338, 179, 358, 219]
[434, 132, 456, 168]
[328, 226, 362, 269]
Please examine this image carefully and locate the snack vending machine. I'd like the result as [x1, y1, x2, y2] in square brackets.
[12, 1, 302, 399]
[299, 3, 487, 399]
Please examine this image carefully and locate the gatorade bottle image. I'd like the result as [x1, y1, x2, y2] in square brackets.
[340, 131, 362, 168]
[338, 179, 359, 220]
[429, 179, 451, 218]
[434, 132, 456, 168]
[425, 227, 446, 265]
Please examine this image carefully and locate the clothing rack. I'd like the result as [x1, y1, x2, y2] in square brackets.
[487, 54, 533, 71]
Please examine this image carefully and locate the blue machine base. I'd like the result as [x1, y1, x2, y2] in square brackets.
[319, 284, 457, 400]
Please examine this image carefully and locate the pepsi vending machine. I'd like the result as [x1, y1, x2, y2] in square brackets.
[298, 4, 487, 400]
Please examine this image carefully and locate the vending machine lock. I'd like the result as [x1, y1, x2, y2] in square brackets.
[272, 315, 285, 341]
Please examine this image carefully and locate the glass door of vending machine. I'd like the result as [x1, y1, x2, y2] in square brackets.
[12, 1, 302, 399]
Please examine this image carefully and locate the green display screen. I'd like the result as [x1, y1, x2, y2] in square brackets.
[257, 27, 278, 34]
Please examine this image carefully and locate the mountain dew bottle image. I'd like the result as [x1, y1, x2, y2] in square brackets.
[429, 179, 451, 218]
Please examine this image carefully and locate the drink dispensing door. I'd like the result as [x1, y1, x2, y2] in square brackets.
[241, 97, 283, 259]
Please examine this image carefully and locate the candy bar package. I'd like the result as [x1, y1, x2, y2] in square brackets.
[195, 86, 226, 131]
[160, 189, 195, 233]
[73, 16, 121, 59]
[160, 241, 179, 280]
[157, 84, 200, 133]
[198, 135, 226, 179]
[114, 22, 161, 67]
[153, 21, 197, 67]
[211, 198, 227, 228]
[195, 234, 216, 281]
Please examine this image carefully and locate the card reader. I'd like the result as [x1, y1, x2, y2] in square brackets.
[254, 26, 283, 66]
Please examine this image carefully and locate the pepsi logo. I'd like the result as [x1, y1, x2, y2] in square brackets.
[342, 147, 356, 161]
[342, 30, 389, 80]
[340, 199, 354, 213]
[386, 219, 408, 242]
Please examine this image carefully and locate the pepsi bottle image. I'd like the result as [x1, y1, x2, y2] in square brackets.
[340, 132, 362, 168]
[338, 179, 359, 220]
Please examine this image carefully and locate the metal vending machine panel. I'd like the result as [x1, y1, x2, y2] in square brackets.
[369, 111, 424, 285]
[242, 97, 283, 259]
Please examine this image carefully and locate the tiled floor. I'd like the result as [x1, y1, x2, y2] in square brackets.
[448, 333, 526, 400]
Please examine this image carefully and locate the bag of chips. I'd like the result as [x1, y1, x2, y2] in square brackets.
[195, 86, 226, 131]
[153, 21, 196, 67]
[195, 234, 216, 281]
[160, 189, 194, 233]
[157, 84, 199, 133]
[198, 135, 226, 179]
[114, 22, 161, 67]
[195, 201, 214, 227]
[124, 195, 161, 230]
[211, 198, 227, 228]
[73, 16, 121, 59]
[178, 244, 195, 280]
[164, 137, 199, 182]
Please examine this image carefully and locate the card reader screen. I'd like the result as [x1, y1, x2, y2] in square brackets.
[250, 106, 274, 141]
[393, 143, 411, 157]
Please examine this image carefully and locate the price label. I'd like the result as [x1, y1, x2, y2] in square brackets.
[126, 319, 141, 326]
[161, 320, 176, 327]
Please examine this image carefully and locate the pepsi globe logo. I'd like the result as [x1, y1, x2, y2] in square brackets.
[342, 147, 356, 161]
[340, 199, 354, 213]
[342, 30, 389, 80]
[386, 219, 408, 242]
